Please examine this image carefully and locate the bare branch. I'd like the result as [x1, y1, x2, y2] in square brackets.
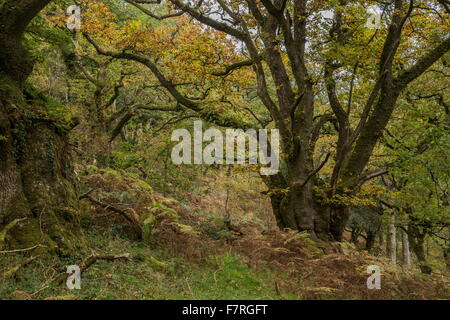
[395, 36, 450, 90]
[84, 33, 254, 129]
[299, 153, 331, 189]
[124, 0, 183, 20]
[168, 0, 248, 40]
[211, 58, 257, 76]
[355, 168, 389, 191]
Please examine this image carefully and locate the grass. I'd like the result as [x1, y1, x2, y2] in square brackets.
[1, 169, 448, 300]
[0, 227, 289, 300]
[1, 222, 448, 300]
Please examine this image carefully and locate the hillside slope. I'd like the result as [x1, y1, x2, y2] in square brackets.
[1, 169, 448, 300]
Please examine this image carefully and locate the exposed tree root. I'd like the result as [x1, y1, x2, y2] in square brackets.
[53, 252, 131, 285]
[0, 218, 27, 250]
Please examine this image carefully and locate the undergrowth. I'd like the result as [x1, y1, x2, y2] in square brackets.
[0, 226, 289, 300]
[1, 168, 448, 300]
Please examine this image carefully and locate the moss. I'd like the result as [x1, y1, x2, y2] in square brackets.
[22, 83, 73, 132]
[295, 231, 324, 257]
[0, 73, 85, 258]
[21, 193, 85, 257]
[100, 168, 122, 177]
[0, 74, 25, 104]
[11, 118, 30, 161]
[9, 220, 58, 254]
[60, 178, 79, 205]
[42, 136, 56, 176]
[0, 218, 25, 250]
[144, 255, 169, 271]
[4, 200, 85, 258]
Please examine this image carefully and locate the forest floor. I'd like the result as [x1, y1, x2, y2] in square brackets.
[0, 168, 448, 300]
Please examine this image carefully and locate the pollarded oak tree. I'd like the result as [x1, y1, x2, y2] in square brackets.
[0, 0, 82, 253]
[134, 0, 449, 241]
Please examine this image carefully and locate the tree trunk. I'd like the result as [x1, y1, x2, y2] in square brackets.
[279, 183, 315, 234]
[265, 175, 334, 241]
[402, 226, 411, 265]
[365, 231, 376, 253]
[408, 223, 432, 274]
[330, 206, 350, 241]
[0, 84, 83, 254]
[0, 0, 53, 84]
[386, 227, 391, 259]
[0, 0, 83, 254]
[350, 228, 360, 244]
[378, 226, 385, 254]
[388, 212, 397, 264]
[269, 193, 286, 230]
[444, 244, 450, 271]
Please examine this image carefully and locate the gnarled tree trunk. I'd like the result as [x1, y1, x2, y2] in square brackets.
[408, 222, 432, 274]
[0, 0, 83, 255]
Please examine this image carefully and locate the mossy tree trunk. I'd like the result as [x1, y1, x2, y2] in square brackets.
[365, 231, 376, 253]
[0, 0, 83, 255]
[408, 221, 432, 274]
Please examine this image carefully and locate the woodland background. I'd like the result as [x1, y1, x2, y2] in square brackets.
[0, 0, 449, 299]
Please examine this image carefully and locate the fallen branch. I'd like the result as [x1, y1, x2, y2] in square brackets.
[0, 244, 46, 254]
[1, 255, 39, 280]
[53, 253, 131, 285]
[80, 194, 133, 223]
[0, 218, 27, 250]
[80, 193, 142, 238]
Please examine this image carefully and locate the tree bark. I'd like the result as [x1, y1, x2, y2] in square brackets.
[389, 212, 397, 265]
[402, 226, 411, 265]
[330, 206, 350, 241]
[408, 222, 432, 274]
[0, 0, 52, 84]
[365, 231, 376, 253]
[264, 152, 334, 241]
[378, 226, 385, 253]
[444, 244, 450, 272]
[0, 0, 83, 254]
[386, 227, 391, 259]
